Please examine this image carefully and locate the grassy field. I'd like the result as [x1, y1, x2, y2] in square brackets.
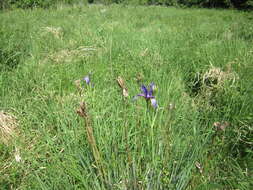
[1, 4, 253, 189]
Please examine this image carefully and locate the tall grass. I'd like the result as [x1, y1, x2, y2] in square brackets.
[0, 4, 252, 189]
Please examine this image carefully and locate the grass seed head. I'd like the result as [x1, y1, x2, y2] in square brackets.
[117, 76, 129, 97]
[76, 102, 88, 118]
[214, 121, 229, 131]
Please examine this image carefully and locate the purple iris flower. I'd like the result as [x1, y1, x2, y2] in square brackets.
[83, 76, 90, 85]
[135, 83, 158, 109]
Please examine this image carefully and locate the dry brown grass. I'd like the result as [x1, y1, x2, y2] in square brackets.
[48, 46, 96, 63]
[116, 76, 129, 98]
[191, 65, 239, 110]
[0, 111, 18, 145]
[42, 26, 63, 39]
[202, 66, 238, 88]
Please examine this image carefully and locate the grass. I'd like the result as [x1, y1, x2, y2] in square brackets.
[0, 4, 253, 189]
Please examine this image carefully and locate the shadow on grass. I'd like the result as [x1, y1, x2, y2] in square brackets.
[0, 48, 21, 72]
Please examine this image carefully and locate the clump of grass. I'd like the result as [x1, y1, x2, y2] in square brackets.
[187, 65, 240, 112]
[42, 26, 63, 39]
[0, 111, 18, 145]
[48, 46, 96, 63]
[76, 101, 107, 186]
[202, 66, 238, 88]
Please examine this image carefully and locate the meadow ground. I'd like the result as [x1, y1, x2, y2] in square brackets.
[0, 4, 253, 189]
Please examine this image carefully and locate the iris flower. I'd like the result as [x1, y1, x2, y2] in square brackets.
[83, 76, 90, 85]
[135, 83, 158, 109]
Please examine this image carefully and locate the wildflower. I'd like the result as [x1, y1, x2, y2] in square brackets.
[83, 76, 90, 85]
[135, 83, 158, 109]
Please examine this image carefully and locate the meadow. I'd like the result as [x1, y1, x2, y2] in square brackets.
[0, 4, 253, 189]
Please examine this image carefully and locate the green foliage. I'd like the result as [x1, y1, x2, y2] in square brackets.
[8, 0, 53, 8]
[1, 0, 252, 9]
[91, 0, 253, 8]
[0, 48, 21, 71]
[1, 0, 88, 9]
[1, 3, 253, 190]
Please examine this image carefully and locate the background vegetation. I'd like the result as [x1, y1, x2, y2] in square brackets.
[1, 2, 253, 190]
[1, 0, 253, 9]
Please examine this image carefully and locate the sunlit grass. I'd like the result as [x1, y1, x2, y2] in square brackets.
[0, 4, 253, 189]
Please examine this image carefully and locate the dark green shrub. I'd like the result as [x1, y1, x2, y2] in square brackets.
[1, 0, 88, 9]
[8, 0, 53, 8]
[1, 0, 252, 12]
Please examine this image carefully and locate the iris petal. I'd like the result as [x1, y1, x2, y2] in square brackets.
[83, 76, 90, 85]
[150, 82, 155, 94]
[141, 85, 148, 97]
[150, 98, 158, 109]
[137, 93, 146, 97]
